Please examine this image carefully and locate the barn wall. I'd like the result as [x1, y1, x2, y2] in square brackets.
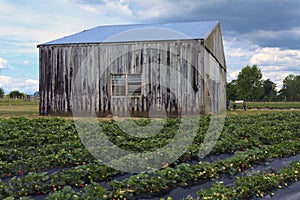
[39, 39, 225, 117]
[203, 49, 226, 114]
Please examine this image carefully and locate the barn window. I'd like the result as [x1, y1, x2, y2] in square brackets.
[111, 74, 141, 96]
[111, 74, 126, 96]
[128, 74, 141, 96]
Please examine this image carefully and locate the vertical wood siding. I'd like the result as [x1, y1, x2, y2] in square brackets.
[39, 39, 226, 117]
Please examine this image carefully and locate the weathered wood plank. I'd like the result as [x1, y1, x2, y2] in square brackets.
[40, 39, 226, 117]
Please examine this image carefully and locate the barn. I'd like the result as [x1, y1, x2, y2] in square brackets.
[38, 21, 226, 117]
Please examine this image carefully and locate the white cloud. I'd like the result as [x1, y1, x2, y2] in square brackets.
[25, 79, 38, 85]
[224, 39, 300, 89]
[251, 47, 300, 66]
[79, 4, 103, 14]
[0, 57, 8, 69]
[0, 75, 11, 85]
[224, 37, 258, 65]
[22, 60, 30, 65]
[260, 71, 292, 90]
[78, 1, 133, 16]
[0, 76, 38, 94]
[223, 37, 258, 82]
[250, 48, 300, 87]
[131, 0, 202, 20]
[0, 0, 137, 56]
[227, 70, 240, 81]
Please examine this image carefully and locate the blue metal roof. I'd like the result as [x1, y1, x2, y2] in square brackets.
[40, 21, 219, 45]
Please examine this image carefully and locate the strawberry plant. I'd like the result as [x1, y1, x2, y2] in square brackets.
[197, 162, 300, 199]
[0, 111, 300, 199]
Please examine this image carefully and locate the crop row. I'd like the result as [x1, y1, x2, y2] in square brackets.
[0, 147, 96, 177]
[1, 138, 298, 200]
[0, 118, 77, 148]
[0, 112, 299, 199]
[196, 161, 300, 199]
[46, 140, 300, 199]
[1, 112, 298, 154]
[1, 112, 298, 178]
[0, 113, 298, 169]
[7, 159, 300, 200]
[106, 139, 300, 199]
[0, 162, 119, 199]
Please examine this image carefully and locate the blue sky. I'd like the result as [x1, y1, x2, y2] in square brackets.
[0, 0, 300, 94]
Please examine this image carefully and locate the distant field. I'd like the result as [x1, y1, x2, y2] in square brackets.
[0, 98, 39, 118]
[1, 99, 300, 118]
[230, 101, 300, 110]
[0, 98, 39, 106]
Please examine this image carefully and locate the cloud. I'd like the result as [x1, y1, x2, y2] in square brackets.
[224, 38, 300, 89]
[1, 0, 300, 94]
[250, 48, 300, 67]
[228, 70, 240, 82]
[0, 75, 11, 85]
[86, 0, 300, 49]
[22, 60, 30, 65]
[75, 0, 224, 21]
[249, 47, 300, 89]
[260, 71, 293, 90]
[242, 28, 300, 49]
[78, 1, 133, 17]
[223, 37, 258, 82]
[0, 0, 137, 55]
[25, 79, 38, 85]
[0, 76, 38, 94]
[0, 57, 9, 69]
[246, 28, 300, 41]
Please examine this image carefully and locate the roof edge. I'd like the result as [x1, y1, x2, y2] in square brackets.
[37, 38, 205, 48]
[38, 20, 219, 46]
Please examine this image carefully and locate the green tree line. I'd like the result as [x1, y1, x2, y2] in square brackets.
[0, 88, 27, 99]
[227, 65, 300, 102]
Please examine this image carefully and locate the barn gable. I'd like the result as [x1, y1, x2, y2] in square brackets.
[204, 23, 226, 70]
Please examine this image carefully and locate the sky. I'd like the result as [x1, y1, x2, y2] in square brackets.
[0, 0, 300, 94]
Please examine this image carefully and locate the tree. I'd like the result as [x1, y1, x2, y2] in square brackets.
[0, 88, 4, 98]
[236, 65, 264, 101]
[262, 79, 277, 101]
[278, 74, 300, 101]
[226, 80, 238, 100]
[8, 90, 26, 99]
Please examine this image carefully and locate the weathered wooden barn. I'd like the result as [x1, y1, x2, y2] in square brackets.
[38, 21, 226, 117]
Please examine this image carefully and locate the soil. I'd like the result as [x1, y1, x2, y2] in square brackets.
[261, 181, 300, 200]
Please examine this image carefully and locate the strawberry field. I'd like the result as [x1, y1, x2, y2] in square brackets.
[0, 111, 300, 199]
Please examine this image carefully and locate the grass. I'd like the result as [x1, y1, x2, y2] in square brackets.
[0, 98, 39, 118]
[1, 99, 300, 118]
[0, 98, 39, 106]
[228, 101, 300, 110]
[226, 109, 298, 116]
[246, 101, 300, 109]
[0, 104, 39, 118]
